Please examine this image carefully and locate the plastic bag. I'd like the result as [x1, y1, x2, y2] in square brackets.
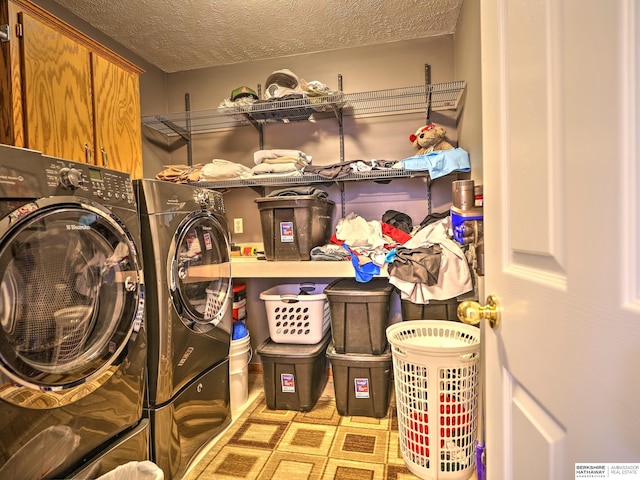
[96, 461, 164, 480]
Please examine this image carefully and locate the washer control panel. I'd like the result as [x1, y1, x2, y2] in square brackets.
[86, 165, 135, 206]
[0, 145, 135, 210]
[45, 158, 135, 208]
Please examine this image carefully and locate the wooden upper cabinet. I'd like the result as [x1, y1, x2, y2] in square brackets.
[0, 0, 144, 178]
[92, 54, 142, 179]
[19, 10, 94, 163]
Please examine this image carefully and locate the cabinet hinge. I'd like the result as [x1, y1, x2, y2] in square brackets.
[15, 23, 23, 38]
[0, 24, 9, 42]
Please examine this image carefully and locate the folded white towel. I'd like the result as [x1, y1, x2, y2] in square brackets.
[200, 159, 253, 180]
[251, 170, 302, 180]
[252, 162, 299, 174]
[253, 149, 312, 165]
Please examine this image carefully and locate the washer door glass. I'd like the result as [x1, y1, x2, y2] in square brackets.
[0, 200, 143, 391]
[169, 212, 231, 330]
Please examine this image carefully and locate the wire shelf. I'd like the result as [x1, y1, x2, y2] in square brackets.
[190, 168, 431, 190]
[141, 81, 465, 136]
[342, 81, 465, 116]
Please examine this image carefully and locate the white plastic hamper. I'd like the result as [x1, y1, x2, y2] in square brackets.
[386, 320, 480, 480]
[259, 283, 330, 344]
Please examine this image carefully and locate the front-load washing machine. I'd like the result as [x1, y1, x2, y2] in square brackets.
[0, 145, 148, 479]
[135, 179, 232, 479]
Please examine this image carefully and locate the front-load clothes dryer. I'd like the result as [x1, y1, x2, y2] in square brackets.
[0, 145, 148, 479]
[135, 179, 232, 480]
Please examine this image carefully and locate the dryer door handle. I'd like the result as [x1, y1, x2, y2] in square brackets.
[169, 259, 177, 291]
[178, 266, 188, 280]
[124, 276, 137, 292]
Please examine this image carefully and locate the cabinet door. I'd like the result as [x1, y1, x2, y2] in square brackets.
[91, 53, 142, 179]
[1, 0, 22, 147]
[19, 11, 94, 163]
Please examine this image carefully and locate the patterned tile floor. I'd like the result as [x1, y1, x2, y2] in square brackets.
[183, 372, 478, 480]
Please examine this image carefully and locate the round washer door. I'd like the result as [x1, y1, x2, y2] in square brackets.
[168, 211, 231, 332]
[0, 197, 144, 405]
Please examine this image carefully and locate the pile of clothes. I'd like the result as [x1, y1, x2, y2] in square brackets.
[155, 164, 204, 183]
[250, 149, 312, 176]
[312, 208, 473, 304]
[155, 147, 471, 184]
[155, 149, 313, 183]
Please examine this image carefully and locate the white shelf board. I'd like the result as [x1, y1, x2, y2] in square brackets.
[231, 257, 388, 278]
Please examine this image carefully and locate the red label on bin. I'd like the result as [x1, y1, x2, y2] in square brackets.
[280, 222, 294, 243]
[281, 373, 295, 392]
[355, 378, 370, 398]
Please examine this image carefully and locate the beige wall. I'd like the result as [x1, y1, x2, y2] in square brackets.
[455, 0, 483, 185]
[162, 36, 454, 166]
[154, 37, 460, 245]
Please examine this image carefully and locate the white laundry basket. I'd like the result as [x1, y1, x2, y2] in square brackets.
[259, 283, 331, 344]
[386, 320, 480, 480]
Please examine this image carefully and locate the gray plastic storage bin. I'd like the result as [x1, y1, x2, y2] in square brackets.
[257, 332, 331, 411]
[254, 195, 335, 261]
[400, 298, 460, 321]
[324, 278, 393, 354]
[326, 343, 392, 418]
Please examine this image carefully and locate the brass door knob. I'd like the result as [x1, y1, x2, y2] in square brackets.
[457, 295, 501, 329]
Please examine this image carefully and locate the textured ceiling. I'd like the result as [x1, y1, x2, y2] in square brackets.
[50, 0, 463, 73]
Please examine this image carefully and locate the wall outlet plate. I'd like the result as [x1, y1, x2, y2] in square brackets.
[233, 217, 243, 234]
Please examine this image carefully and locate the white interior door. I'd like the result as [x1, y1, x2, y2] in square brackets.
[480, 1, 640, 479]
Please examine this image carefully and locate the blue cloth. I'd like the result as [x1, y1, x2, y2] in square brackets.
[343, 244, 380, 282]
[401, 148, 470, 179]
[352, 259, 380, 282]
[232, 321, 248, 340]
[385, 248, 397, 264]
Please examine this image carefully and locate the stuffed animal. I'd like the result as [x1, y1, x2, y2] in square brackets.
[409, 123, 454, 154]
